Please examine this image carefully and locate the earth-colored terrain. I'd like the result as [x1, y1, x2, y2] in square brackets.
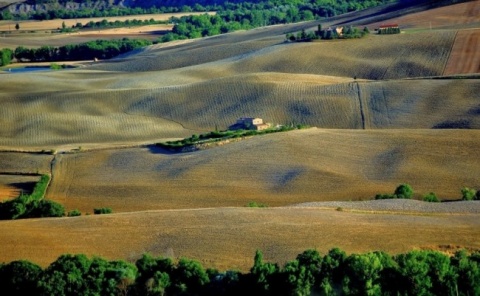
[0, 0, 479, 269]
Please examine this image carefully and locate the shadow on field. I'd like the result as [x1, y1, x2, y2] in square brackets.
[146, 145, 182, 155]
[8, 182, 36, 196]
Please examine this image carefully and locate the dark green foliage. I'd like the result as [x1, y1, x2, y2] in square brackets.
[0, 48, 13, 67]
[67, 209, 81, 217]
[2, 248, 480, 295]
[250, 250, 280, 294]
[0, 260, 42, 296]
[375, 183, 414, 200]
[246, 201, 268, 208]
[394, 184, 414, 199]
[423, 192, 440, 202]
[93, 207, 112, 214]
[14, 38, 152, 62]
[37, 254, 137, 296]
[461, 187, 477, 200]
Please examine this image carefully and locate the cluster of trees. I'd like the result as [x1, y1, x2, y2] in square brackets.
[82, 18, 167, 29]
[157, 124, 307, 150]
[0, 175, 65, 220]
[1, 248, 479, 295]
[375, 183, 415, 200]
[376, 184, 480, 202]
[14, 38, 152, 62]
[287, 24, 369, 41]
[0, 0, 395, 21]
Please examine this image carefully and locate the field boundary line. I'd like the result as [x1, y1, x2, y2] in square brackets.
[442, 29, 459, 76]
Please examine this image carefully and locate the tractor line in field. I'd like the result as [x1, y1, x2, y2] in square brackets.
[355, 82, 366, 129]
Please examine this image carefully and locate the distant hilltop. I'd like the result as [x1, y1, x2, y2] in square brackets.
[1, 0, 474, 17]
[1, 0, 241, 14]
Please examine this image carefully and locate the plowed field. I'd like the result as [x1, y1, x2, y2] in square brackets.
[444, 29, 480, 75]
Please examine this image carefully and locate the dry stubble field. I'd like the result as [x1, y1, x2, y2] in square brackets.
[0, 1, 479, 268]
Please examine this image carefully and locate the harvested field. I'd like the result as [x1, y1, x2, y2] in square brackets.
[0, 152, 52, 174]
[294, 199, 480, 214]
[0, 207, 479, 271]
[91, 30, 457, 80]
[367, 1, 480, 30]
[444, 29, 480, 75]
[45, 129, 480, 213]
[0, 76, 478, 148]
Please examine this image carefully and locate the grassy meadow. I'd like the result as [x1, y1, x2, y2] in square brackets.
[0, 0, 479, 269]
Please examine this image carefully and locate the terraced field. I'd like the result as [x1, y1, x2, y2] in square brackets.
[0, 1, 479, 269]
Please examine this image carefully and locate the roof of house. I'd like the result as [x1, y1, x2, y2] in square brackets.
[379, 24, 399, 29]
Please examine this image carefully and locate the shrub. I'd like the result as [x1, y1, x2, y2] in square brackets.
[93, 208, 112, 214]
[246, 202, 267, 208]
[461, 187, 477, 201]
[423, 192, 440, 202]
[375, 194, 395, 200]
[67, 209, 81, 217]
[394, 184, 414, 199]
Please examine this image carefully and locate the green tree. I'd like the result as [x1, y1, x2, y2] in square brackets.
[394, 184, 414, 199]
[171, 258, 209, 295]
[0, 48, 13, 66]
[250, 250, 279, 294]
[451, 250, 480, 296]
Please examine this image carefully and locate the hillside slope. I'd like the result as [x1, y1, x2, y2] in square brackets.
[41, 128, 480, 213]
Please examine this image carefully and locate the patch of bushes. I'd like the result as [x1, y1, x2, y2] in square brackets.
[246, 202, 268, 208]
[375, 184, 414, 200]
[423, 192, 440, 203]
[67, 209, 82, 217]
[461, 187, 480, 201]
[93, 207, 113, 214]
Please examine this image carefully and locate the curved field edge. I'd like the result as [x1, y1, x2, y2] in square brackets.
[0, 207, 479, 271]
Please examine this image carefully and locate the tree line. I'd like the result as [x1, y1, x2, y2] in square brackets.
[0, 174, 64, 219]
[1, 247, 479, 295]
[0, 0, 395, 21]
[9, 38, 151, 62]
[375, 183, 480, 202]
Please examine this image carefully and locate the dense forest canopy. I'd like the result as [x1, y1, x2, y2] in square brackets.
[1, 248, 479, 295]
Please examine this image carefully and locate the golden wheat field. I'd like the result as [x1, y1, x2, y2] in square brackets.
[0, 207, 479, 271]
[0, 1, 480, 268]
[40, 128, 480, 213]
